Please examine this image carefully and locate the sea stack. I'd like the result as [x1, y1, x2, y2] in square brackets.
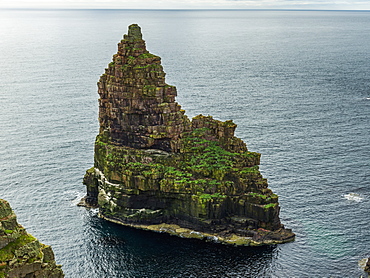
[0, 199, 64, 278]
[81, 24, 295, 246]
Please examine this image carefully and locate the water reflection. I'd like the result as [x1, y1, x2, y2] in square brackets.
[82, 209, 278, 278]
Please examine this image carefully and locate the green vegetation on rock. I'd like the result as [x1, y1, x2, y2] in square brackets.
[0, 199, 64, 277]
[0, 234, 36, 261]
[81, 23, 295, 246]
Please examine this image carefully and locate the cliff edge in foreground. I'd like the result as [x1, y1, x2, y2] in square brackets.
[0, 199, 64, 278]
[81, 24, 295, 246]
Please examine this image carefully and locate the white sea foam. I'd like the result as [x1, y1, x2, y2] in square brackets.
[70, 191, 86, 206]
[344, 193, 363, 202]
[90, 208, 99, 215]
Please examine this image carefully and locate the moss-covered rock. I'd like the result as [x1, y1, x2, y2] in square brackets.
[81, 24, 295, 246]
[0, 199, 64, 278]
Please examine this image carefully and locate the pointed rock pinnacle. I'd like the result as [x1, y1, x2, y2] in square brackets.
[126, 24, 143, 41]
[98, 24, 190, 152]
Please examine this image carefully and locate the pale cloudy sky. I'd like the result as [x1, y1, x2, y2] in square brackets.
[0, 0, 369, 10]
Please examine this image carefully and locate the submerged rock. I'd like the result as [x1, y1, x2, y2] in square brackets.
[0, 199, 64, 278]
[81, 24, 295, 246]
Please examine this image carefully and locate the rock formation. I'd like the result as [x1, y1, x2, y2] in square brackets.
[364, 258, 370, 274]
[81, 24, 295, 246]
[359, 257, 370, 276]
[0, 199, 64, 278]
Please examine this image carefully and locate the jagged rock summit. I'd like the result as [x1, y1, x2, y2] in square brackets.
[0, 199, 64, 278]
[98, 23, 188, 152]
[81, 24, 295, 246]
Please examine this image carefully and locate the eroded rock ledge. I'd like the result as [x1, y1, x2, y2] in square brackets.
[0, 199, 64, 278]
[81, 24, 295, 246]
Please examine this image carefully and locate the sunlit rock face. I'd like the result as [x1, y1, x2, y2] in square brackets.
[81, 24, 295, 246]
[0, 199, 64, 278]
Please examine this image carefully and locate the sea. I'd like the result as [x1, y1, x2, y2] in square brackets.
[0, 9, 369, 278]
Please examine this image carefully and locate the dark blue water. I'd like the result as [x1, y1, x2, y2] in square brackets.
[0, 9, 369, 277]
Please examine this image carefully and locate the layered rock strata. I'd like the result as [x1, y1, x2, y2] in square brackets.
[0, 199, 64, 278]
[81, 24, 295, 246]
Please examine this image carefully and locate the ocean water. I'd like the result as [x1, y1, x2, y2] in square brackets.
[0, 9, 369, 277]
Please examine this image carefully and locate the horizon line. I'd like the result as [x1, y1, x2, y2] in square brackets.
[1, 7, 370, 12]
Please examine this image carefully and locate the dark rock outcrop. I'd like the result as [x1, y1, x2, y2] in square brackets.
[0, 199, 64, 278]
[81, 24, 295, 246]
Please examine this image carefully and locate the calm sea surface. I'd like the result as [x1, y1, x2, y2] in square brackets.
[0, 9, 369, 277]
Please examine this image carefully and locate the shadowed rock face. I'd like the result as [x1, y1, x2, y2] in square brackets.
[0, 199, 64, 278]
[82, 24, 295, 246]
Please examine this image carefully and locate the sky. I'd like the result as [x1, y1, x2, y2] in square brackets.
[0, 0, 369, 10]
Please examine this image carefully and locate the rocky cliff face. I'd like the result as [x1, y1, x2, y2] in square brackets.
[0, 199, 64, 278]
[81, 24, 295, 246]
[97, 23, 189, 153]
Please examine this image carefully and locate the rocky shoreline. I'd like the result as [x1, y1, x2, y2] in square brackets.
[98, 213, 295, 246]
